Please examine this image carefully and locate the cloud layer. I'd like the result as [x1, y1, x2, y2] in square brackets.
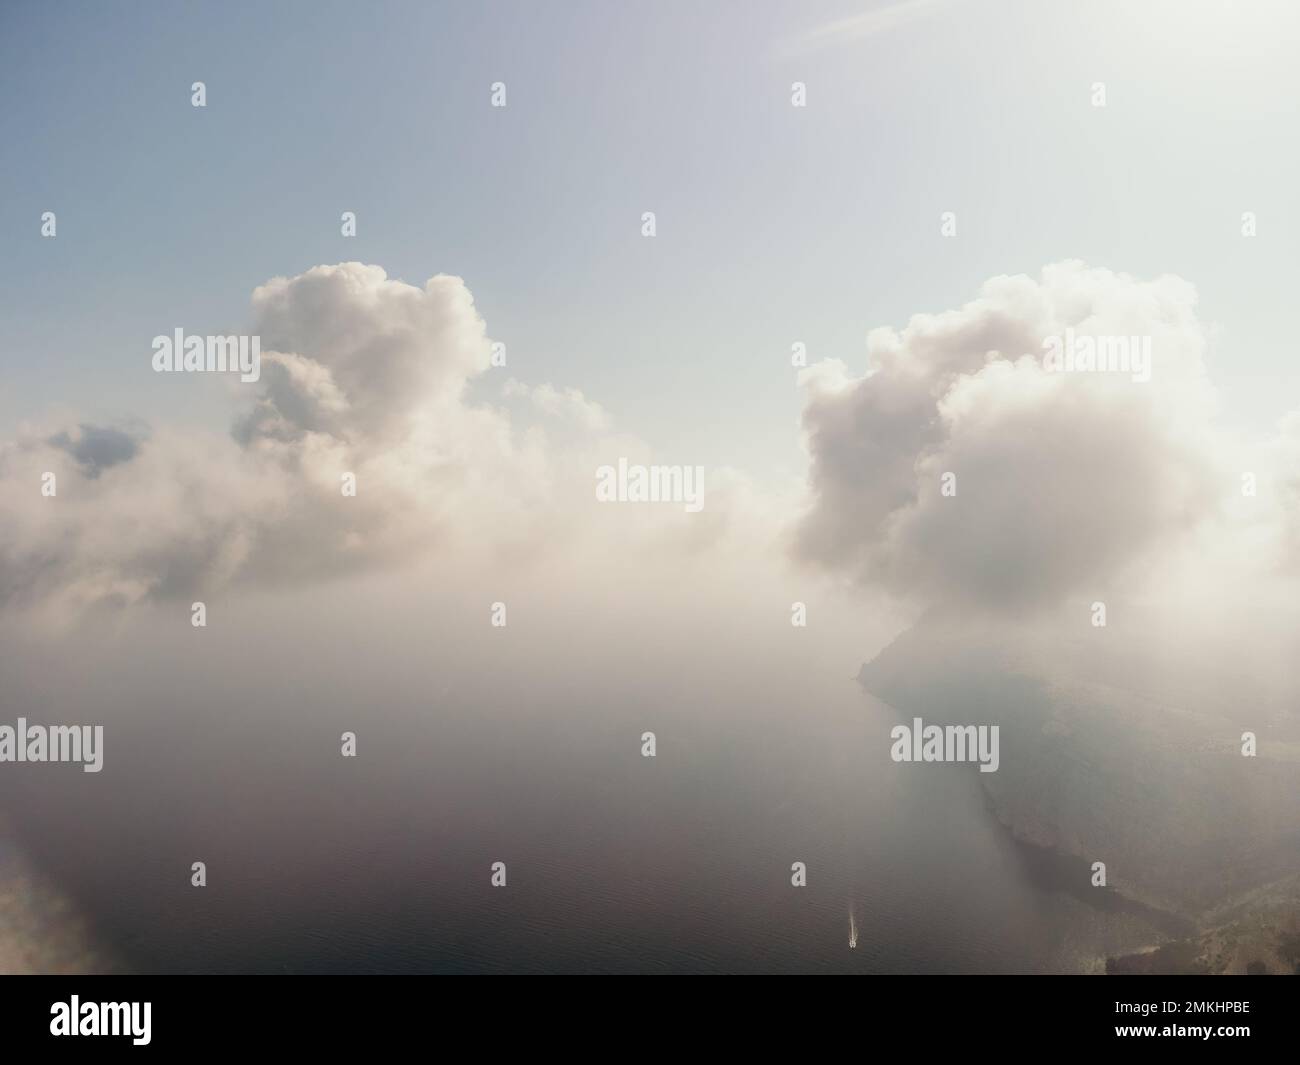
[0, 262, 775, 619]
[6, 258, 1299, 626]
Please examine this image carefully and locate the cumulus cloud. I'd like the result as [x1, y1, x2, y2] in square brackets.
[0, 264, 605, 614]
[794, 261, 1229, 611]
[237, 263, 490, 444]
[0, 262, 772, 619]
[502, 378, 611, 432]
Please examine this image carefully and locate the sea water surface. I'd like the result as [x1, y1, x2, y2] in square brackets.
[0, 590, 1161, 974]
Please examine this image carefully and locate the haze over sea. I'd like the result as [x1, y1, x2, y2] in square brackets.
[0, 583, 1159, 973]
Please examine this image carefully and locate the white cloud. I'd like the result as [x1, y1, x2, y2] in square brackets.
[794, 261, 1229, 611]
[0, 264, 568, 615]
[502, 378, 611, 432]
[0, 262, 771, 620]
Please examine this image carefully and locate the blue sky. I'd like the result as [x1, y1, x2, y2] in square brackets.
[3, 0, 1299, 484]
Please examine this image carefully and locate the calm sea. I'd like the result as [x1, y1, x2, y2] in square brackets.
[3, 648, 1162, 973]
